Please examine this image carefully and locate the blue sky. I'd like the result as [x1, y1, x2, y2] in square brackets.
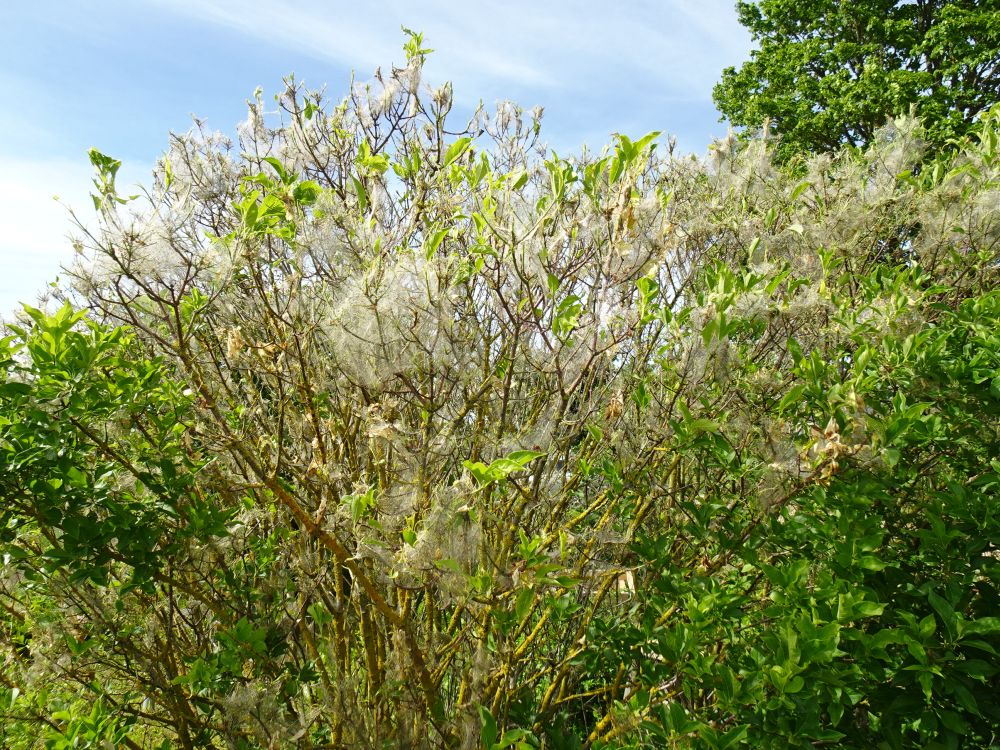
[0, 1, 750, 314]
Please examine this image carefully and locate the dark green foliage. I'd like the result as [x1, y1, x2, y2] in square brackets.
[589, 285, 1000, 748]
[714, 0, 1000, 159]
[0, 303, 222, 589]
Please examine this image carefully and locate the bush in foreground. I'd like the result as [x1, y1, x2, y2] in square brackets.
[2, 43, 1000, 748]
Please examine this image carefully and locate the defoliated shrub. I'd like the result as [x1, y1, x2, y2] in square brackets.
[2, 40, 999, 748]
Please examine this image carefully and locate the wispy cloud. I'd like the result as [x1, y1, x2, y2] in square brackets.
[143, 0, 748, 102]
[142, 0, 557, 91]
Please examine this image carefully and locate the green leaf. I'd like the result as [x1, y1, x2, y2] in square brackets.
[917, 670, 934, 702]
[858, 555, 887, 571]
[906, 639, 928, 664]
[506, 450, 546, 467]
[688, 418, 719, 434]
[514, 587, 534, 621]
[854, 600, 885, 618]
[961, 617, 1000, 637]
[918, 613, 937, 639]
[351, 176, 368, 213]
[701, 316, 718, 346]
[778, 383, 805, 413]
[435, 558, 463, 574]
[939, 709, 968, 735]
[293, 180, 322, 205]
[717, 724, 749, 749]
[479, 705, 498, 749]
[262, 156, 293, 184]
[509, 168, 529, 190]
[342, 488, 376, 523]
[497, 728, 535, 749]
[633, 130, 662, 154]
[784, 675, 804, 694]
[424, 227, 449, 259]
[787, 336, 803, 363]
[0, 382, 31, 397]
[443, 137, 472, 168]
[463, 460, 494, 485]
[790, 180, 811, 200]
[488, 458, 526, 476]
[963, 639, 999, 656]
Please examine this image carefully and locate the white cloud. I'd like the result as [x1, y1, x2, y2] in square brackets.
[0, 155, 149, 318]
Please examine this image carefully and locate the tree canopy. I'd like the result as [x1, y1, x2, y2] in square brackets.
[714, 0, 1000, 158]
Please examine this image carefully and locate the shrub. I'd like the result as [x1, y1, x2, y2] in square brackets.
[2, 42, 999, 747]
